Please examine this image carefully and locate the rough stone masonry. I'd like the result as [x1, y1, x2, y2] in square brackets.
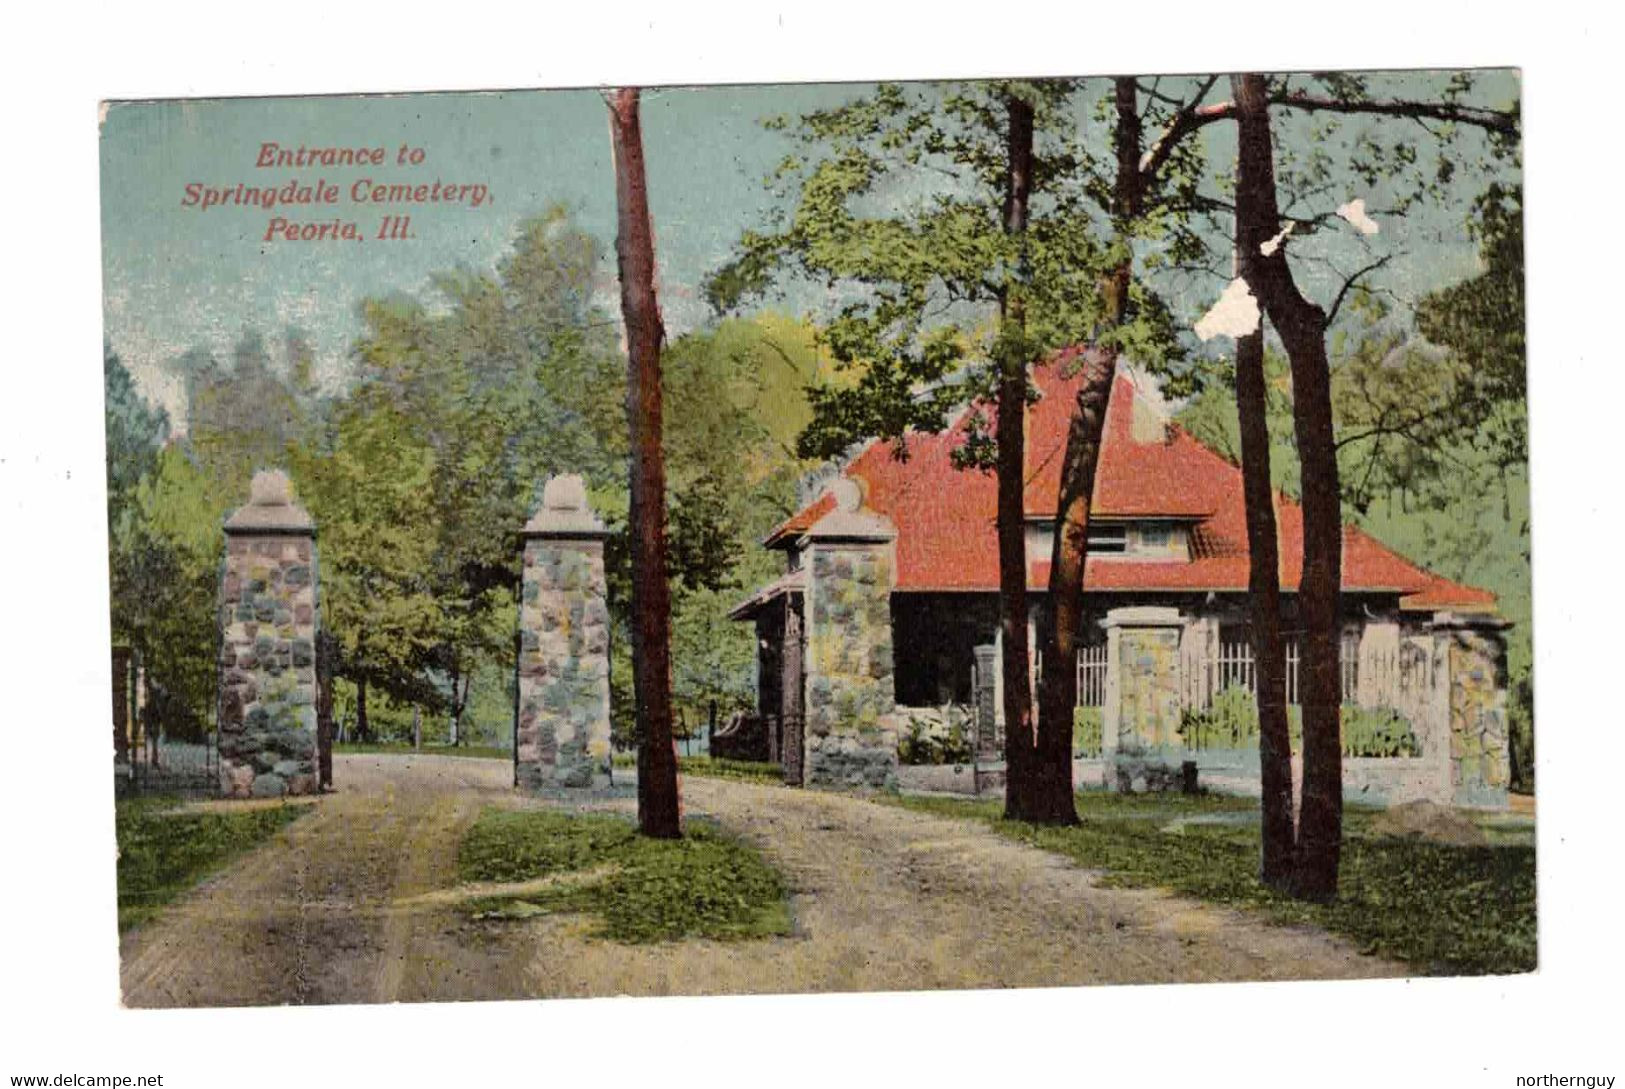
[515, 475, 613, 791]
[218, 470, 320, 798]
[803, 479, 900, 790]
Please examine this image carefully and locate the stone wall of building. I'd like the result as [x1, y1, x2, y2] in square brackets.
[515, 476, 613, 791]
[218, 471, 320, 799]
[803, 481, 898, 789]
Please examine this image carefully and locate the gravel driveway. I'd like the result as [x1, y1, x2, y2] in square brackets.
[120, 754, 1399, 1007]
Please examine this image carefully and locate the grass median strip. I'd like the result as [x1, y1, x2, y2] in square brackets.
[888, 791, 1535, 976]
[610, 753, 785, 784]
[456, 808, 792, 943]
[115, 796, 310, 932]
[335, 742, 511, 760]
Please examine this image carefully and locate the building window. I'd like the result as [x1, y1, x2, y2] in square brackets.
[1087, 524, 1127, 553]
[1138, 523, 1171, 550]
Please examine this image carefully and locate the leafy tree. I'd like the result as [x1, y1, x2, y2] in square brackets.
[712, 80, 1115, 822]
[103, 342, 169, 539]
[109, 446, 222, 742]
[346, 207, 625, 743]
[290, 393, 443, 740]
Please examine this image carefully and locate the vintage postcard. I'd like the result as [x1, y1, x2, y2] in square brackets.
[101, 71, 1532, 1010]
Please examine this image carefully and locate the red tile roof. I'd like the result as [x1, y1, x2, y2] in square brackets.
[761, 359, 1496, 611]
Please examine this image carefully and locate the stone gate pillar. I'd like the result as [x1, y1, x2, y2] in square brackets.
[516, 475, 613, 791]
[1101, 605, 1186, 791]
[1430, 613, 1513, 808]
[218, 470, 320, 798]
[802, 479, 898, 789]
[972, 642, 999, 758]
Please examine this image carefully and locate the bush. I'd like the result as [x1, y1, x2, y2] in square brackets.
[1072, 706, 1103, 757]
[1178, 686, 1264, 750]
[896, 705, 975, 765]
[1341, 705, 1420, 758]
[1177, 687, 1415, 757]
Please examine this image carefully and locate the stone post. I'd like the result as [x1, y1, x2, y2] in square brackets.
[1430, 612, 1513, 808]
[516, 475, 613, 791]
[802, 479, 898, 789]
[972, 642, 999, 758]
[1100, 605, 1186, 792]
[218, 470, 320, 798]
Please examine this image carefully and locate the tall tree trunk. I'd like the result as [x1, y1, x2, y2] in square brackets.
[997, 93, 1039, 821]
[1232, 73, 1342, 901]
[412, 703, 421, 750]
[1034, 76, 1150, 825]
[609, 87, 682, 840]
[1232, 319, 1295, 887]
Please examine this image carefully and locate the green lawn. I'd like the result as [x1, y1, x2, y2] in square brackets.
[335, 742, 511, 761]
[115, 796, 310, 932]
[889, 791, 1535, 976]
[609, 753, 786, 785]
[457, 807, 791, 943]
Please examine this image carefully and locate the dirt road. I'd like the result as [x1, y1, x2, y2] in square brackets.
[119, 754, 1399, 1007]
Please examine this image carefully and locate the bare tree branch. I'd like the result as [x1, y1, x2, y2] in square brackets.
[1270, 91, 1519, 137]
[1139, 77, 1227, 185]
[1326, 253, 1395, 325]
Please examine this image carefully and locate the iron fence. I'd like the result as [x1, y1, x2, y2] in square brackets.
[119, 733, 218, 798]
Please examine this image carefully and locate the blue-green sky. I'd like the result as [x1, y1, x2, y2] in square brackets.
[100, 74, 1519, 429]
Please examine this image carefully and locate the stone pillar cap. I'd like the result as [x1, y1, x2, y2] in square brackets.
[224, 469, 315, 534]
[803, 477, 896, 542]
[523, 474, 609, 538]
[1099, 604, 1184, 628]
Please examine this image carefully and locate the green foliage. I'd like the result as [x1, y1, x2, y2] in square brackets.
[103, 341, 169, 535]
[322, 208, 625, 720]
[291, 394, 444, 715]
[609, 753, 784, 784]
[458, 808, 791, 943]
[1415, 183, 1524, 469]
[109, 447, 226, 740]
[1072, 706, 1103, 757]
[1176, 687, 1415, 758]
[677, 756, 785, 783]
[896, 705, 975, 765]
[109, 210, 823, 749]
[711, 81, 1177, 464]
[1341, 705, 1421, 758]
[1175, 238, 1532, 782]
[1178, 686, 1267, 751]
[332, 742, 510, 760]
[115, 797, 309, 932]
[889, 791, 1535, 975]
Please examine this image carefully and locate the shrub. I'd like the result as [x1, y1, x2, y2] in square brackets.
[1072, 706, 1103, 757]
[896, 704, 975, 765]
[1177, 687, 1413, 757]
[1341, 705, 1420, 758]
[1178, 685, 1262, 750]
